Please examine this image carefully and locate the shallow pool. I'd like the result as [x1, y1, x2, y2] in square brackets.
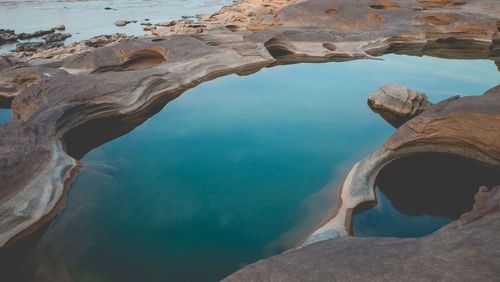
[14, 55, 500, 281]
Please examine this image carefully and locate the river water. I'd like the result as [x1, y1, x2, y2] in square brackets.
[0, 0, 232, 53]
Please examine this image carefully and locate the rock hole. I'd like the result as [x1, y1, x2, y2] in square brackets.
[325, 7, 337, 14]
[322, 43, 337, 51]
[263, 38, 294, 58]
[352, 153, 500, 238]
[121, 49, 168, 71]
[369, 2, 399, 9]
[226, 25, 239, 32]
[61, 100, 170, 159]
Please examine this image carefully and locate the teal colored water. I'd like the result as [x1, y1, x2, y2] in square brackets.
[18, 55, 499, 281]
[0, 109, 11, 124]
[352, 153, 500, 238]
[353, 187, 452, 238]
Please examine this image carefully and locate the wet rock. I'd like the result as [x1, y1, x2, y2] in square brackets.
[115, 20, 128, 27]
[1, 28, 61, 46]
[115, 20, 136, 27]
[104, 7, 117, 10]
[141, 21, 152, 26]
[15, 42, 45, 52]
[0, 29, 17, 45]
[156, 21, 176, 27]
[42, 33, 71, 43]
[368, 84, 432, 127]
[15, 41, 63, 52]
[53, 25, 65, 31]
[17, 28, 55, 40]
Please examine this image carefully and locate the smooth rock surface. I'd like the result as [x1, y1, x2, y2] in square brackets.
[368, 84, 432, 127]
[0, 0, 499, 258]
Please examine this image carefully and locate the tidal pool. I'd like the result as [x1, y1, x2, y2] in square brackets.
[12, 55, 500, 282]
[0, 0, 232, 54]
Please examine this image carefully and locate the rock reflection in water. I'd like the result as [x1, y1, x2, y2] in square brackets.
[353, 153, 500, 237]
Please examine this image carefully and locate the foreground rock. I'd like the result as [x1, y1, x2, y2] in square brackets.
[368, 84, 432, 127]
[226, 186, 500, 281]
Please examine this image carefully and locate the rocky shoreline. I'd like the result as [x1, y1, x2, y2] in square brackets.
[0, 0, 499, 279]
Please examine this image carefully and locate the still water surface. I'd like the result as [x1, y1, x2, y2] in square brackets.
[0, 109, 10, 124]
[9, 55, 500, 281]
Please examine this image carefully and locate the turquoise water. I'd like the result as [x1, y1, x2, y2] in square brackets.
[0, 109, 11, 124]
[353, 187, 452, 237]
[16, 55, 500, 281]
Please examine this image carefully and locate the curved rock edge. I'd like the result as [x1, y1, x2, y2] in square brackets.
[0, 0, 498, 253]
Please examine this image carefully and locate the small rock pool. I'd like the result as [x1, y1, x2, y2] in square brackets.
[353, 153, 500, 238]
[9, 55, 500, 281]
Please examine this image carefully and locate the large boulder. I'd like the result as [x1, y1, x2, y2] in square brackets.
[368, 84, 432, 127]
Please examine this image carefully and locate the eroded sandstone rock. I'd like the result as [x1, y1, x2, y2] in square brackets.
[0, 0, 499, 258]
[305, 84, 500, 247]
[368, 84, 432, 127]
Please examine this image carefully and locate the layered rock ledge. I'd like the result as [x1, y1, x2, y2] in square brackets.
[0, 0, 499, 279]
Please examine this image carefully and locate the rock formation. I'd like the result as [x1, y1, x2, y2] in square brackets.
[304, 84, 500, 246]
[0, 26, 68, 46]
[367, 84, 432, 127]
[0, 0, 499, 279]
[225, 185, 500, 281]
